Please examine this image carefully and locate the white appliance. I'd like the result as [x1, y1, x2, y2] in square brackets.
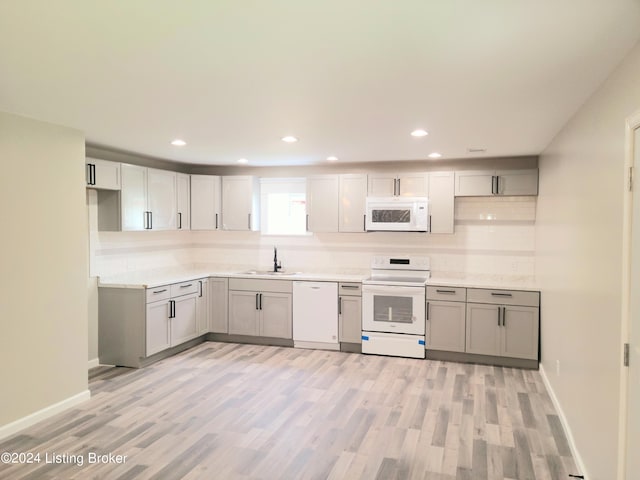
[365, 196, 429, 232]
[293, 281, 339, 350]
[362, 255, 430, 359]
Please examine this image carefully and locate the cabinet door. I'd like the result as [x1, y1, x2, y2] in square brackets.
[228, 290, 259, 335]
[210, 278, 229, 333]
[86, 158, 121, 190]
[171, 294, 198, 346]
[339, 174, 367, 232]
[428, 171, 454, 233]
[368, 174, 396, 196]
[465, 303, 501, 356]
[397, 173, 428, 197]
[339, 295, 362, 343]
[147, 168, 177, 230]
[191, 175, 221, 230]
[176, 173, 191, 230]
[146, 300, 170, 356]
[306, 176, 339, 232]
[121, 163, 148, 231]
[196, 279, 209, 335]
[454, 171, 494, 197]
[496, 169, 538, 196]
[502, 306, 539, 360]
[260, 292, 292, 339]
[427, 300, 465, 352]
[222, 176, 259, 231]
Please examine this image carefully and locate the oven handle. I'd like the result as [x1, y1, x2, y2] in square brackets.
[362, 284, 426, 295]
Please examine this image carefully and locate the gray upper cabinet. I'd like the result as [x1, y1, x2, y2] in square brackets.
[339, 174, 367, 233]
[427, 171, 455, 234]
[86, 158, 121, 190]
[368, 173, 429, 197]
[306, 175, 339, 232]
[176, 173, 190, 230]
[454, 169, 538, 196]
[222, 175, 260, 231]
[191, 175, 221, 230]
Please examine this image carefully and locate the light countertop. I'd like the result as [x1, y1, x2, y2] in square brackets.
[98, 266, 539, 292]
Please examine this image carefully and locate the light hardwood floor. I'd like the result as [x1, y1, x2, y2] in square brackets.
[0, 342, 579, 479]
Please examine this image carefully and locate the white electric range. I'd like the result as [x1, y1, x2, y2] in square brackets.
[361, 255, 430, 359]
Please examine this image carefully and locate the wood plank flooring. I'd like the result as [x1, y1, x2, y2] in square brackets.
[0, 342, 579, 479]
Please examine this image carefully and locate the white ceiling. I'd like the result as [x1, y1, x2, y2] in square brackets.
[1, 1, 639, 166]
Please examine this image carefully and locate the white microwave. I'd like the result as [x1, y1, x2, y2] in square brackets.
[365, 196, 429, 232]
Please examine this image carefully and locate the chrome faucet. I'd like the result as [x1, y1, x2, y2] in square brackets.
[273, 246, 282, 272]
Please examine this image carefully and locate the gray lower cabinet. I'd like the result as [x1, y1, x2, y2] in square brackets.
[338, 283, 362, 344]
[196, 278, 209, 336]
[426, 286, 467, 353]
[228, 278, 292, 339]
[466, 288, 540, 360]
[100, 278, 204, 367]
[209, 277, 229, 333]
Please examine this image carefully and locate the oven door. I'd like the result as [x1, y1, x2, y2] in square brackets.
[362, 284, 425, 335]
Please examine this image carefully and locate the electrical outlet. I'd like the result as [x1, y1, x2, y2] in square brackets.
[556, 360, 560, 376]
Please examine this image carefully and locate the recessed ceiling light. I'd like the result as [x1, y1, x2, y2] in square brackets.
[171, 139, 186, 146]
[237, 158, 248, 164]
[327, 156, 338, 162]
[467, 148, 487, 153]
[410, 129, 428, 137]
[428, 152, 442, 159]
[281, 136, 298, 143]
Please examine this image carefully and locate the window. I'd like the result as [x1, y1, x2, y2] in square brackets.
[260, 178, 307, 235]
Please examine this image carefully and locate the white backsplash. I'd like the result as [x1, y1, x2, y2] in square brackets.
[89, 195, 536, 282]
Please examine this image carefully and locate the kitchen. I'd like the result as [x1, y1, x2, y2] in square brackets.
[1, 2, 640, 479]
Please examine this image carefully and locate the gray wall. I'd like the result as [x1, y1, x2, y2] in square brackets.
[536, 41, 640, 479]
[0, 111, 89, 428]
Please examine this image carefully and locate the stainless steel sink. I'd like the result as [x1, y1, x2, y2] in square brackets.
[241, 270, 300, 276]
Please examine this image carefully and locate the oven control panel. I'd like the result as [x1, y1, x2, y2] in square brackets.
[371, 255, 430, 271]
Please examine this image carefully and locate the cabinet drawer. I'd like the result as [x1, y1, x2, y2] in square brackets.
[229, 278, 292, 293]
[146, 285, 171, 303]
[426, 286, 466, 302]
[466, 288, 539, 307]
[170, 280, 199, 297]
[339, 283, 362, 296]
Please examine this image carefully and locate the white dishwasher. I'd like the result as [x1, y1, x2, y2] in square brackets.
[292, 281, 339, 350]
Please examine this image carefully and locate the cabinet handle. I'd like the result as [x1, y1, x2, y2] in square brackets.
[363, 214, 366, 231]
[259, 293, 263, 310]
[397, 178, 401, 196]
[426, 301, 430, 320]
[497, 307, 501, 326]
[248, 213, 251, 230]
[199, 281, 203, 297]
[178, 212, 182, 229]
[338, 296, 342, 315]
[428, 215, 432, 233]
[180, 283, 193, 288]
[306, 214, 309, 232]
[169, 300, 175, 318]
[152, 289, 167, 294]
[491, 176, 497, 194]
[149, 211, 153, 230]
[491, 292, 513, 297]
[86, 164, 91, 185]
[341, 285, 359, 289]
[436, 289, 456, 294]
[496, 176, 501, 195]
[215, 213, 218, 230]
[502, 306, 506, 326]
[255, 293, 259, 310]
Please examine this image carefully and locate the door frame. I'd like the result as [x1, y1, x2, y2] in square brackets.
[619, 109, 640, 479]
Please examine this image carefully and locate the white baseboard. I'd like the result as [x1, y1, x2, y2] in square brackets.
[539, 363, 589, 479]
[0, 390, 91, 442]
[88, 358, 100, 369]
